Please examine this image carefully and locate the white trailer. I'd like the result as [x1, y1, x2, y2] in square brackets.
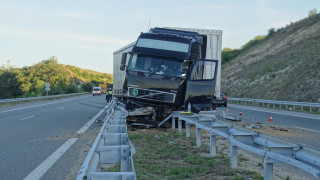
[165, 27, 223, 98]
[113, 42, 135, 97]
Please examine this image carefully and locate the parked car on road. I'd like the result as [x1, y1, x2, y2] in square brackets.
[212, 93, 228, 107]
[92, 87, 101, 96]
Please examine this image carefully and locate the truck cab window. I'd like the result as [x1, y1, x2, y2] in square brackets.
[191, 61, 216, 80]
[128, 54, 183, 77]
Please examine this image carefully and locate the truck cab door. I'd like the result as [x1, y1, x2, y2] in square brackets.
[184, 59, 218, 112]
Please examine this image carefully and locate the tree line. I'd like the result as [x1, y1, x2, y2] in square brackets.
[0, 57, 113, 99]
[222, 8, 319, 64]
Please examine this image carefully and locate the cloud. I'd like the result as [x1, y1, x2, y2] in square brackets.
[53, 12, 89, 19]
[0, 25, 130, 52]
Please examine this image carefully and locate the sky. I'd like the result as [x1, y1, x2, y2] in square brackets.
[0, 0, 319, 74]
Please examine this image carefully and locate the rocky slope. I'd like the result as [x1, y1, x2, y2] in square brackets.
[222, 14, 320, 102]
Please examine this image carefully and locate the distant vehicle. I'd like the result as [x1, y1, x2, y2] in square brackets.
[92, 87, 102, 96]
[212, 93, 228, 107]
[99, 84, 107, 94]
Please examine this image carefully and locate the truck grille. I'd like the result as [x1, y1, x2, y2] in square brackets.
[128, 87, 175, 103]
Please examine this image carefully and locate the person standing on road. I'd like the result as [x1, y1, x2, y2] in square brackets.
[107, 88, 113, 103]
[105, 92, 109, 103]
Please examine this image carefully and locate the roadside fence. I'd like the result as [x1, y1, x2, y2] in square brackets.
[77, 100, 136, 180]
[164, 111, 320, 180]
[0, 92, 89, 106]
[229, 97, 320, 113]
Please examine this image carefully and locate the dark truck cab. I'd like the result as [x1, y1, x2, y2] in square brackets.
[118, 28, 219, 116]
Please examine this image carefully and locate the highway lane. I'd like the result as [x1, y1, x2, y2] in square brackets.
[0, 94, 108, 179]
[224, 104, 320, 132]
[215, 104, 320, 150]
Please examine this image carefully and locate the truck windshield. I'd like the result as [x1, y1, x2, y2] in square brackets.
[128, 54, 183, 77]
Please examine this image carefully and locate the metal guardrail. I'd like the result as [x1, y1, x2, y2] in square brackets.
[229, 97, 320, 113]
[167, 111, 320, 180]
[77, 100, 136, 180]
[0, 93, 89, 105]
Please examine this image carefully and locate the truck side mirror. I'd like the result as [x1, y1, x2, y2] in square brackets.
[120, 53, 127, 71]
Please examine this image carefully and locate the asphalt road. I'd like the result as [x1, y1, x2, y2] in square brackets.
[0, 94, 108, 180]
[223, 104, 320, 131]
[215, 104, 320, 149]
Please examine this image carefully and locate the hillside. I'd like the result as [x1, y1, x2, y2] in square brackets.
[65, 65, 113, 85]
[0, 58, 113, 98]
[221, 13, 320, 102]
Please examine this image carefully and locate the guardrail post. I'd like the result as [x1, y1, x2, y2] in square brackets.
[121, 146, 130, 172]
[196, 126, 201, 147]
[210, 132, 216, 157]
[263, 157, 273, 180]
[186, 122, 190, 137]
[172, 116, 176, 129]
[230, 144, 238, 168]
[178, 117, 182, 133]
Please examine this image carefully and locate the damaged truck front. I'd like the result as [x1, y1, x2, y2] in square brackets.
[113, 27, 222, 120]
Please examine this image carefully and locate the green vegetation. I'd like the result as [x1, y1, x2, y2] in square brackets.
[222, 10, 320, 102]
[222, 35, 266, 65]
[128, 128, 262, 179]
[0, 57, 113, 99]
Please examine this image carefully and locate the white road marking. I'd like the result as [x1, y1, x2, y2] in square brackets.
[229, 104, 320, 120]
[0, 96, 87, 114]
[57, 107, 65, 110]
[23, 138, 78, 180]
[77, 105, 108, 134]
[23, 104, 108, 179]
[20, 116, 35, 120]
[295, 127, 320, 133]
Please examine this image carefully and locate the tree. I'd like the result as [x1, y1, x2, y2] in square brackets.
[0, 70, 23, 98]
[81, 82, 94, 92]
[308, 8, 318, 17]
[267, 28, 276, 37]
[222, 48, 240, 64]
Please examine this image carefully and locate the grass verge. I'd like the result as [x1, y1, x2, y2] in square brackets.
[128, 128, 262, 180]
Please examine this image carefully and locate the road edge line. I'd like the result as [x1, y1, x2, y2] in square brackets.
[24, 138, 78, 180]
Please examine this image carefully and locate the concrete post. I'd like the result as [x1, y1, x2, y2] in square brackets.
[263, 157, 273, 180]
[172, 117, 176, 129]
[178, 118, 182, 133]
[196, 127, 201, 147]
[210, 132, 216, 157]
[186, 122, 190, 137]
[230, 144, 238, 168]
